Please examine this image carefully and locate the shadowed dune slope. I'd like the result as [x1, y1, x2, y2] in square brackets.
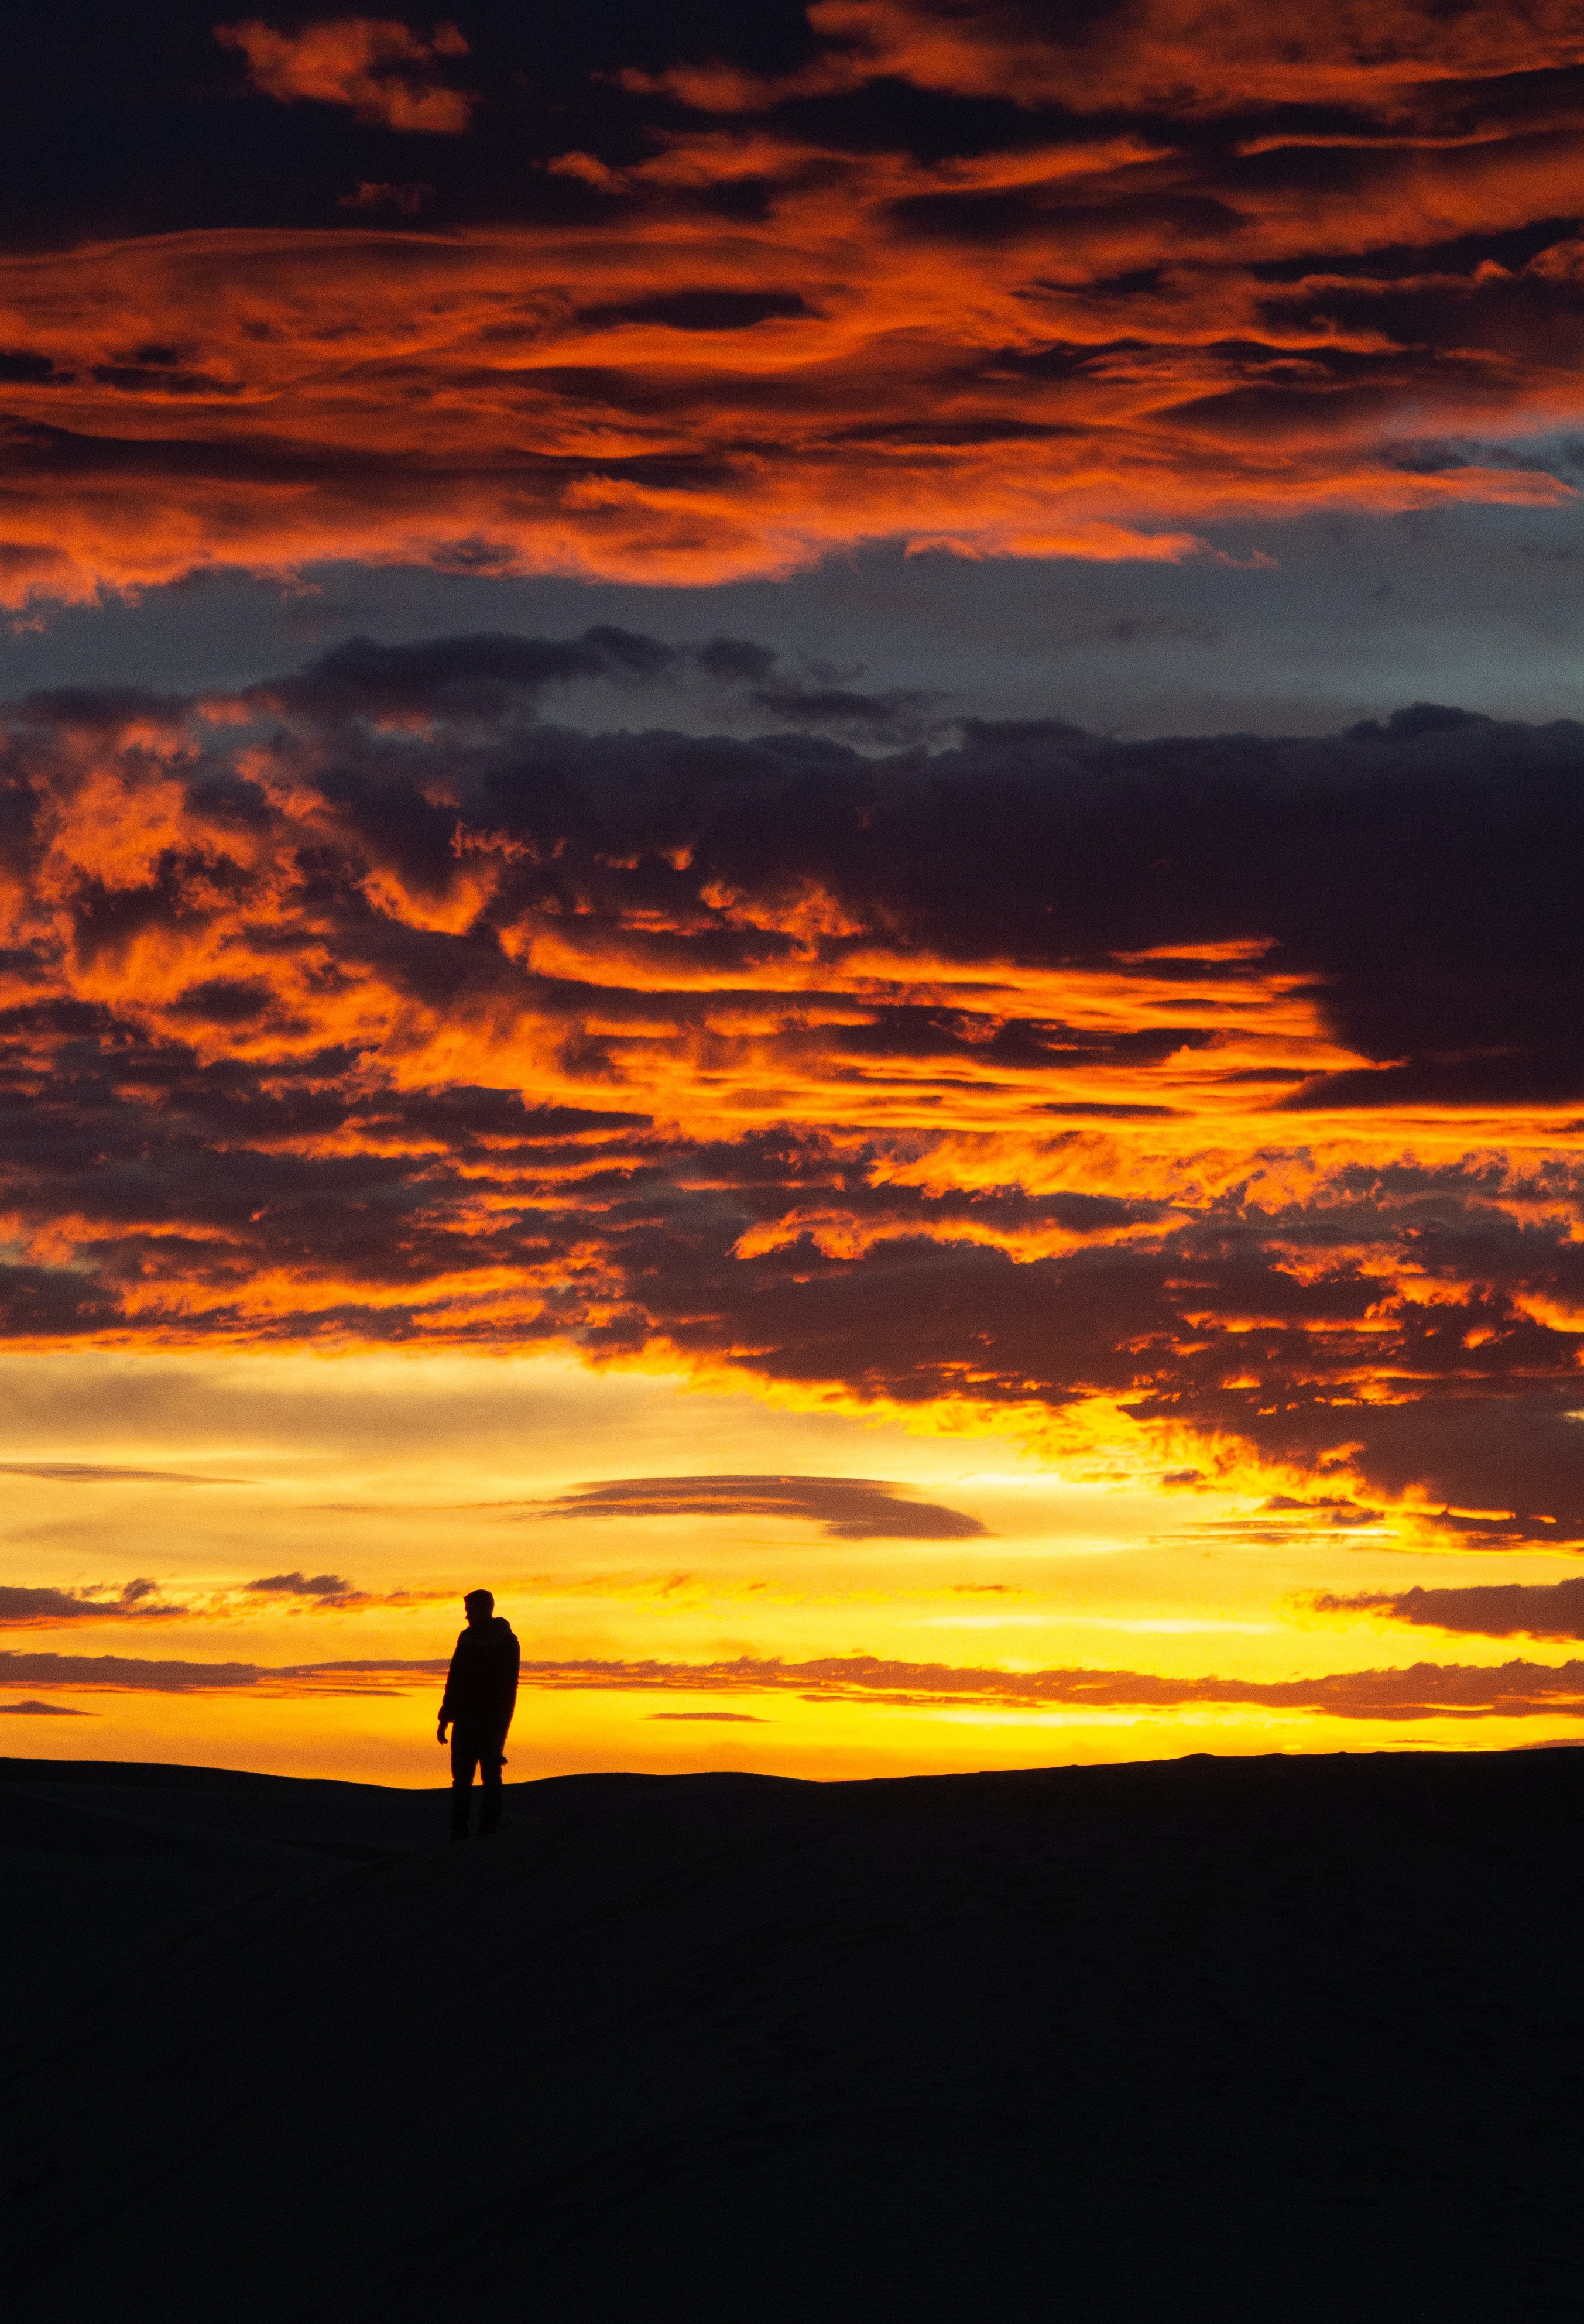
[2, 1750, 1580, 2322]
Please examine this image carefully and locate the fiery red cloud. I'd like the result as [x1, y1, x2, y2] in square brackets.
[3, 644, 1584, 1535]
[2, 0, 1583, 599]
[216, 18, 474, 133]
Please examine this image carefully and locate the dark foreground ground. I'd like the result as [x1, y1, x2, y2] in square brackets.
[1, 1749, 1579, 2322]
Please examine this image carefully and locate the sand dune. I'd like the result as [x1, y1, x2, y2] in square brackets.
[2, 1749, 1579, 2321]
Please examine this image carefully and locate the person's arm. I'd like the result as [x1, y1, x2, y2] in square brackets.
[501, 1631, 521, 1740]
[437, 1633, 463, 1743]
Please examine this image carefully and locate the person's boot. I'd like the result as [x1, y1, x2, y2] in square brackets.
[450, 1785, 471, 1841]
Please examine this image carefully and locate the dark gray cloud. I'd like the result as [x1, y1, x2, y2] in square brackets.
[251, 627, 678, 727]
[1315, 1577, 1584, 1641]
[234, 625, 939, 741]
[0, 1582, 178, 1626]
[14, 508, 1584, 746]
[530, 1475, 989, 1540]
[229, 663, 1584, 1101]
[0, 1696, 91, 1714]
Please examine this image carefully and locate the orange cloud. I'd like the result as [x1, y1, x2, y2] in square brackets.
[215, 18, 472, 133]
[1, 0, 1582, 601]
[2, 656, 1583, 1534]
[689, 0, 1584, 117]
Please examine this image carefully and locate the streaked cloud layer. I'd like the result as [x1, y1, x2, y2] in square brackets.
[8, 1643, 1584, 1720]
[4, 0, 1584, 599]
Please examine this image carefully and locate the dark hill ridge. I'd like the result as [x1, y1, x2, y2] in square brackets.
[2, 1750, 1580, 2321]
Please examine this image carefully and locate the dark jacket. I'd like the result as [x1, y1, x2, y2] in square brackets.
[440, 1616, 520, 1737]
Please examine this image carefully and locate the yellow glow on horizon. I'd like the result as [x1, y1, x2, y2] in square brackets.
[1, 1345, 1580, 1783]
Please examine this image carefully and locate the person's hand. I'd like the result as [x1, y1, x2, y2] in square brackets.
[437, 1718, 449, 1744]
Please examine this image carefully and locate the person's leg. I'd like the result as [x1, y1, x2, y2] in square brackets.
[478, 1743, 503, 1835]
[450, 1726, 478, 1839]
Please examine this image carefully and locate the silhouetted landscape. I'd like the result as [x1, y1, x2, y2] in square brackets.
[3, 1747, 1579, 2320]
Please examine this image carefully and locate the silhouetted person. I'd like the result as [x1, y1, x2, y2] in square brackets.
[437, 1589, 520, 1839]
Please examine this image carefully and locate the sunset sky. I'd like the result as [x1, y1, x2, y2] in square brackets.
[6, 0, 1584, 1781]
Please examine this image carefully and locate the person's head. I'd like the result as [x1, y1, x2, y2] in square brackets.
[463, 1588, 495, 1626]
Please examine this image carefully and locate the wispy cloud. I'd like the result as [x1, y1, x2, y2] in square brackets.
[644, 1711, 766, 1722]
[0, 1651, 444, 1696]
[0, 1574, 453, 1626]
[6, 1646, 1584, 1720]
[0, 1463, 248, 1485]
